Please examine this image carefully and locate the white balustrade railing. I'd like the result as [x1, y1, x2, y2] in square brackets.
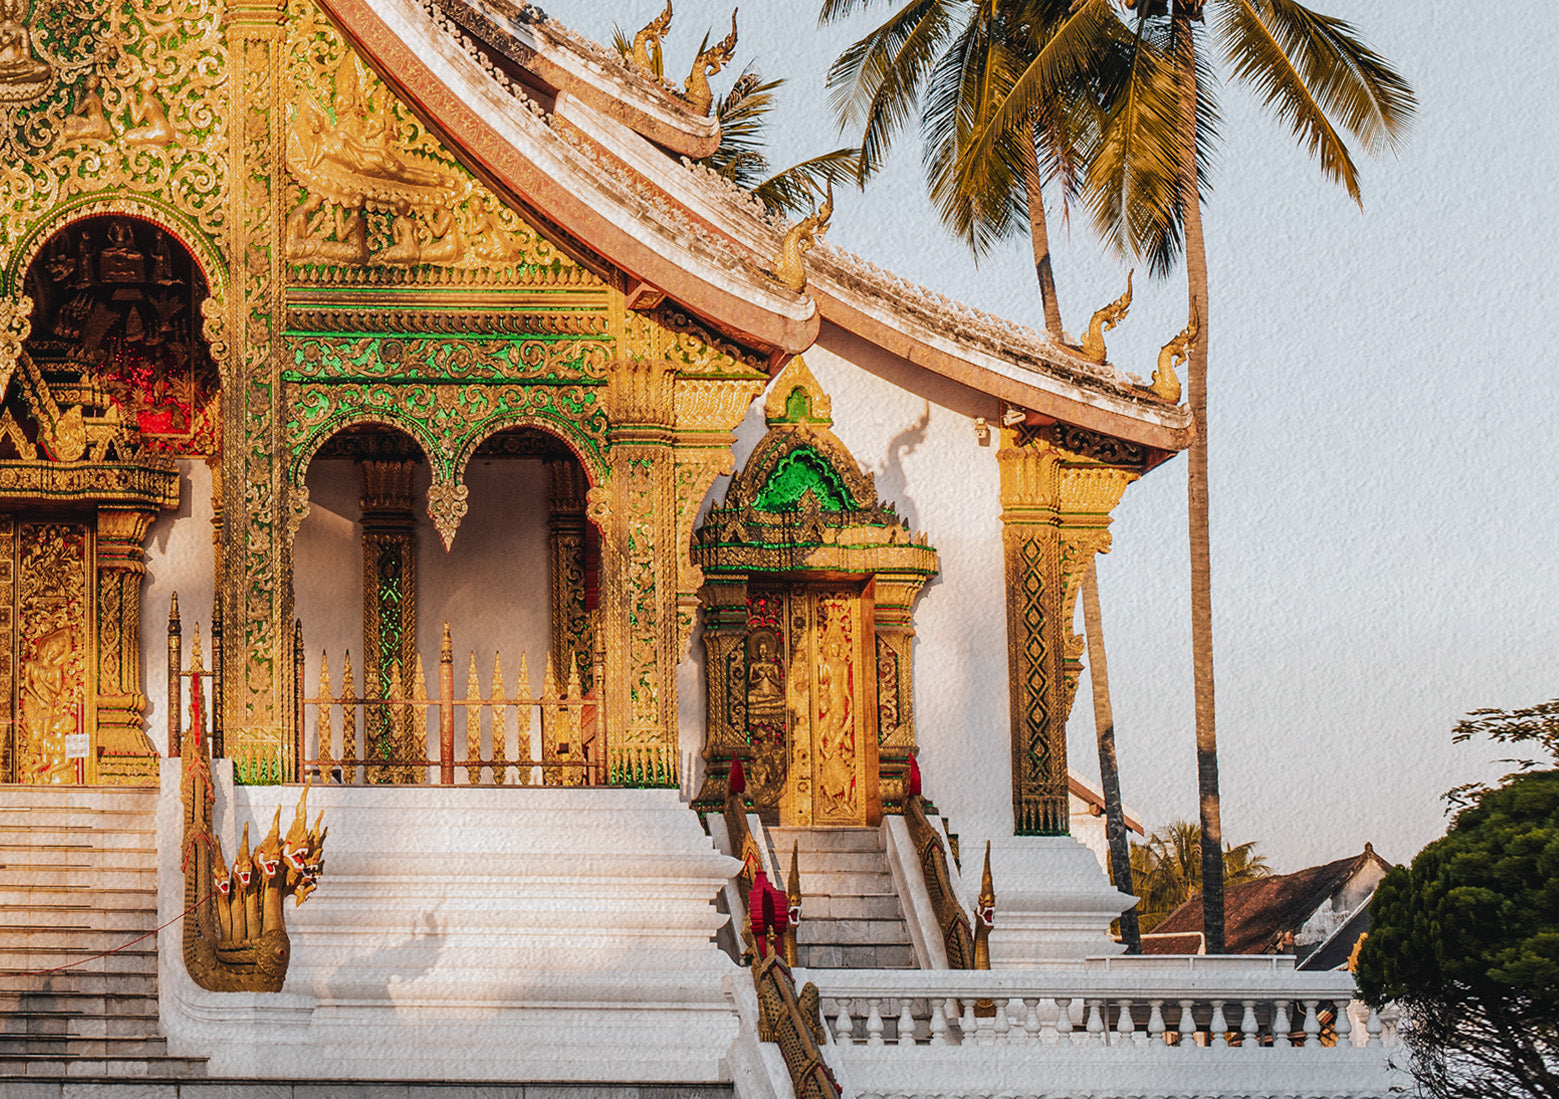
[809, 958, 1394, 1051]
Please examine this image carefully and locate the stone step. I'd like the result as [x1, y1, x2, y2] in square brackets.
[0, 907, 157, 933]
[0, 791, 156, 811]
[0, 846, 156, 870]
[0, 1053, 207, 1079]
[0, 948, 157, 976]
[0, 991, 159, 1017]
[0, 823, 157, 839]
[799, 871, 895, 897]
[0, 971, 157, 998]
[0, 1033, 175, 1057]
[0, 1007, 162, 1038]
[0, 867, 157, 891]
[799, 893, 907, 920]
[798, 942, 917, 969]
[0, 887, 157, 910]
[788, 851, 893, 876]
[769, 827, 883, 854]
[798, 917, 911, 947]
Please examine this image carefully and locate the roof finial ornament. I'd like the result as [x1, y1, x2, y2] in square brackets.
[769, 182, 832, 294]
[1141, 302, 1198, 404]
[683, 8, 737, 115]
[629, 0, 672, 77]
[1075, 269, 1133, 364]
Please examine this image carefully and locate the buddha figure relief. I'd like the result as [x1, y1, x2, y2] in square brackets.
[0, 0, 51, 98]
[61, 75, 111, 142]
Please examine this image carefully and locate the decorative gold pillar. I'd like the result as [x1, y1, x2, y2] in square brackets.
[998, 422, 1141, 835]
[95, 507, 159, 783]
[222, 0, 289, 769]
[872, 572, 922, 813]
[601, 357, 679, 786]
[547, 458, 593, 691]
[360, 459, 417, 686]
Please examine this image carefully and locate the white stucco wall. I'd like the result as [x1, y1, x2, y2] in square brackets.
[143, 458, 217, 757]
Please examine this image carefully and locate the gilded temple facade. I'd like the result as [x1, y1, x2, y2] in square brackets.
[0, 0, 1403, 1094]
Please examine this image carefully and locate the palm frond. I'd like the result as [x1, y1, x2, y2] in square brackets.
[826, 0, 960, 179]
[1259, 0, 1415, 155]
[754, 147, 865, 216]
[703, 68, 784, 189]
[1215, 0, 1360, 202]
[818, 0, 895, 24]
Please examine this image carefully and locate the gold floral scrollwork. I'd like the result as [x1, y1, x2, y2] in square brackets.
[0, 295, 33, 398]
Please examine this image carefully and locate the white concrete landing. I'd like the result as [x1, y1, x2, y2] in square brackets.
[157, 764, 742, 1083]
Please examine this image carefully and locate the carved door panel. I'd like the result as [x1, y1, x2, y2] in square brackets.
[745, 582, 878, 827]
[0, 516, 96, 784]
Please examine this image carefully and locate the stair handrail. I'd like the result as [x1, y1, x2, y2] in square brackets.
[904, 791, 976, 969]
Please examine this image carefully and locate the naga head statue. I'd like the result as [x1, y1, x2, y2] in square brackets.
[253, 806, 285, 883]
[233, 821, 253, 890]
[283, 783, 328, 905]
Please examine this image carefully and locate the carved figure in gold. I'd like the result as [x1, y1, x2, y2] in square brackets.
[746, 631, 784, 724]
[813, 616, 855, 820]
[1143, 302, 1199, 404]
[19, 626, 75, 783]
[0, 0, 51, 96]
[629, 0, 672, 77]
[60, 75, 112, 143]
[770, 184, 831, 294]
[100, 220, 146, 283]
[376, 206, 466, 267]
[286, 192, 370, 265]
[123, 77, 176, 147]
[1075, 269, 1133, 364]
[682, 8, 736, 115]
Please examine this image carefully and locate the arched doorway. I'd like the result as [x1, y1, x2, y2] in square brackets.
[0, 215, 218, 783]
[292, 423, 600, 784]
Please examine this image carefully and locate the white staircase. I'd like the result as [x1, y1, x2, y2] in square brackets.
[0, 785, 206, 1081]
[770, 826, 917, 969]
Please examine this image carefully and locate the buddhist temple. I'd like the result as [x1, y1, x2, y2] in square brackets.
[0, 0, 1402, 1093]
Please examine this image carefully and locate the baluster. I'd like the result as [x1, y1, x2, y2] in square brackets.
[993, 998, 1010, 1044]
[387, 662, 406, 782]
[465, 652, 483, 784]
[1020, 998, 1040, 1045]
[928, 1001, 947, 1047]
[834, 1003, 853, 1046]
[895, 999, 915, 1046]
[1272, 1000, 1291, 1048]
[438, 624, 454, 785]
[1086, 1000, 1107, 1045]
[1054, 997, 1073, 1046]
[1148, 1000, 1166, 1046]
[563, 660, 583, 786]
[411, 653, 429, 784]
[515, 653, 532, 785]
[1335, 998, 1353, 1048]
[1005, 998, 1028, 1045]
[1240, 1000, 1258, 1048]
[340, 651, 357, 784]
[866, 1000, 884, 1047]
[365, 660, 382, 782]
[541, 656, 558, 786]
[1116, 999, 1136, 1045]
[491, 653, 508, 785]
[1366, 1005, 1384, 1047]
[1178, 999, 1197, 1050]
[317, 652, 334, 783]
[1209, 1000, 1228, 1048]
[1301, 1000, 1321, 1048]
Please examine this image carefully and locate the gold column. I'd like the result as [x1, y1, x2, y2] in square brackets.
[601, 357, 679, 786]
[546, 458, 593, 691]
[871, 572, 922, 813]
[221, 0, 287, 768]
[696, 575, 749, 792]
[359, 459, 417, 782]
[94, 507, 159, 783]
[998, 425, 1138, 835]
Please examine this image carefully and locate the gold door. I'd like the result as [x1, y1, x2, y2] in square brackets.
[746, 582, 879, 827]
[0, 515, 96, 784]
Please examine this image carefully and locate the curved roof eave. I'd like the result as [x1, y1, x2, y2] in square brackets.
[317, 0, 818, 356]
[448, 0, 722, 159]
[810, 275, 1194, 457]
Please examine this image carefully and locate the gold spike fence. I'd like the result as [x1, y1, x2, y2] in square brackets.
[300, 622, 605, 786]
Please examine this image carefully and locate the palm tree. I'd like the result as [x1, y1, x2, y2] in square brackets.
[960, 0, 1414, 952]
[819, 0, 1121, 338]
[1125, 819, 1269, 934]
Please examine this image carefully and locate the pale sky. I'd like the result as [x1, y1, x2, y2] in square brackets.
[541, 1, 1559, 873]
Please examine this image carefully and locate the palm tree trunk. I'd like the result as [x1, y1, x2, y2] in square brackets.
[1082, 557, 1140, 953]
[1174, 3, 1224, 956]
[1020, 121, 1064, 339]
